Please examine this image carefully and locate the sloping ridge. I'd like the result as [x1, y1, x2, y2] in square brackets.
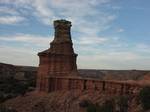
[4, 91, 122, 112]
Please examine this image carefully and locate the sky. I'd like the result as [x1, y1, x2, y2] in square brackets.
[0, 0, 150, 70]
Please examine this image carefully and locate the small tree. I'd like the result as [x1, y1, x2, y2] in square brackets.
[0, 104, 17, 112]
[86, 99, 114, 112]
[86, 103, 96, 112]
[0, 92, 4, 103]
[139, 86, 150, 110]
[101, 100, 114, 112]
[117, 95, 129, 112]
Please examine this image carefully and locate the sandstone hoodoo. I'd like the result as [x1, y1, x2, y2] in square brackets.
[36, 20, 78, 92]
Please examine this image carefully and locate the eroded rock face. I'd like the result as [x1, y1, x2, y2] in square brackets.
[4, 91, 141, 112]
[37, 20, 78, 92]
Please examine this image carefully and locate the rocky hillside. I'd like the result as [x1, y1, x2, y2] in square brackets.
[3, 90, 145, 112]
[0, 63, 15, 79]
[0, 62, 37, 82]
[0, 63, 37, 103]
[1, 62, 150, 112]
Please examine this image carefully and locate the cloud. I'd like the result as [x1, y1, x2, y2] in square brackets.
[0, 33, 52, 66]
[0, 0, 119, 66]
[0, 0, 32, 7]
[117, 28, 124, 33]
[0, 5, 26, 24]
[74, 36, 108, 45]
[0, 46, 38, 66]
[135, 43, 150, 53]
[0, 33, 150, 69]
[136, 43, 150, 49]
[0, 16, 25, 24]
[0, 34, 51, 47]
[78, 51, 150, 70]
[0, 0, 117, 32]
[2, 0, 149, 70]
[0, 7, 19, 15]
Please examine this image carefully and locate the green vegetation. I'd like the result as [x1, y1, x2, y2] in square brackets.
[139, 86, 150, 111]
[0, 78, 30, 103]
[0, 104, 17, 112]
[86, 95, 130, 112]
[86, 99, 114, 112]
[116, 95, 129, 112]
[86, 103, 96, 112]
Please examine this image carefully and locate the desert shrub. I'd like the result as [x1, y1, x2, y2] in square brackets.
[100, 99, 114, 112]
[0, 92, 5, 103]
[86, 103, 96, 112]
[0, 92, 15, 103]
[117, 95, 129, 112]
[139, 86, 150, 110]
[28, 79, 36, 87]
[79, 100, 90, 108]
[0, 104, 17, 112]
[12, 82, 28, 95]
[32, 102, 46, 112]
[86, 99, 114, 112]
[0, 77, 30, 102]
